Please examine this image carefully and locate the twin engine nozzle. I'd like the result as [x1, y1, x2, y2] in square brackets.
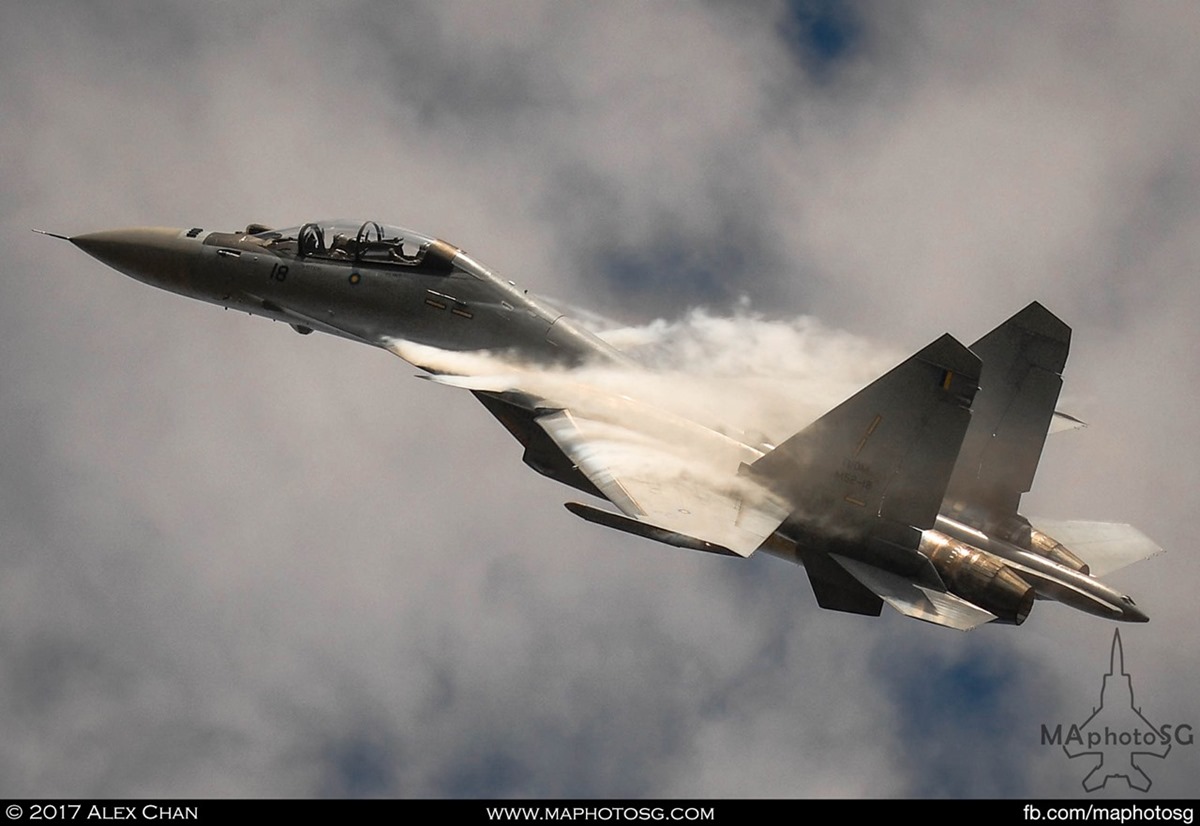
[919, 532, 1035, 625]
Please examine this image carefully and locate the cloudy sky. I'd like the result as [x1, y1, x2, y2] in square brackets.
[2, 0, 1197, 798]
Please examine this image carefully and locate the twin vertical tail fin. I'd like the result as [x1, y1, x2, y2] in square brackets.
[943, 301, 1070, 530]
[748, 333, 981, 543]
[745, 303, 1155, 630]
[745, 334, 987, 627]
[947, 304, 1162, 580]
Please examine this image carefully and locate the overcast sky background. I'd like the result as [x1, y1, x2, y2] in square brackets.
[1, 0, 1197, 798]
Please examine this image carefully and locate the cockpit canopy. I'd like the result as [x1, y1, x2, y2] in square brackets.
[250, 220, 457, 274]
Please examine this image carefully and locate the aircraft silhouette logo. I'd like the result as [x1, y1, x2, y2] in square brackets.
[1046, 629, 1177, 792]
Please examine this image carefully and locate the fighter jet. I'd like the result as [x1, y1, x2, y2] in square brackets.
[43, 219, 1162, 630]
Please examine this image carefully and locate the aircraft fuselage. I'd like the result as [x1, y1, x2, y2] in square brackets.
[67, 222, 626, 368]
[54, 219, 1158, 630]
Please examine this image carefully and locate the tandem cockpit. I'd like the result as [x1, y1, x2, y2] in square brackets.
[245, 220, 458, 275]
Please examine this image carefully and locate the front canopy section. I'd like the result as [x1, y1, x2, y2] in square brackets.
[250, 220, 458, 274]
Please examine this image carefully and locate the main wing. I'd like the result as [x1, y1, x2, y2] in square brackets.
[538, 407, 791, 556]
[391, 334, 997, 630]
[391, 341, 791, 557]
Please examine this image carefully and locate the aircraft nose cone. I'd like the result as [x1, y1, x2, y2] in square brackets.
[71, 227, 193, 290]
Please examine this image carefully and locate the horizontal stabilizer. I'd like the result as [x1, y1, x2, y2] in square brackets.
[1028, 519, 1163, 578]
[1050, 410, 1087, 434]
[833, 555, 998, 631]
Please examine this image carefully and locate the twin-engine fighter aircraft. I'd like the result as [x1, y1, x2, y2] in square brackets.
[44, 219, 1161, 630]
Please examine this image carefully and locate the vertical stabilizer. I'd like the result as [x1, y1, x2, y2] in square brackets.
[944, 302, 1070, 525]
[749, 334, 981, 545]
